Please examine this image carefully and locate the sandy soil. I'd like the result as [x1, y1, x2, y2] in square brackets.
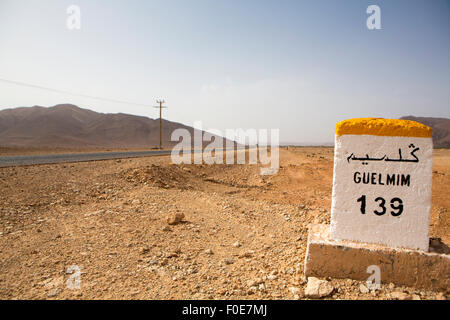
[0, 147, 448, 300]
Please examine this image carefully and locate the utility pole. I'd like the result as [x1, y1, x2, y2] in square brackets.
[153, 100, 167, 150]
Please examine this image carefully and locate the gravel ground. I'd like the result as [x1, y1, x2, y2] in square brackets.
[0, 148, 448, 300]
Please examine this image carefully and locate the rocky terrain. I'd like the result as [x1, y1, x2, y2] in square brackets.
[0, 148, 448, 300]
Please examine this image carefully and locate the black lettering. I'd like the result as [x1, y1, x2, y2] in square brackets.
[390, 198, 404, 216]
[355, 173, 411, 187]
[387, 174, 396, 185]
[401, 174, 411, 187]
[378, 173, 384, 185]
[357, 195, 366, 214]
[362, 173, 370, 184]
[374, 197, 387, 216]
[371, 173, 376, 185]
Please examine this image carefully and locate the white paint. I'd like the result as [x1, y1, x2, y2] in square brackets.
[330, 134, 433, 251]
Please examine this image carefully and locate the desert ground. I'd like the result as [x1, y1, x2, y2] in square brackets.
[0, 147, 448, 300]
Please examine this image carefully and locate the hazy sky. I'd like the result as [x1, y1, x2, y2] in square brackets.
[0, 0, 449, 144]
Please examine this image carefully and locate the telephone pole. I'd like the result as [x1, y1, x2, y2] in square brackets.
[153, 100, 167, 150]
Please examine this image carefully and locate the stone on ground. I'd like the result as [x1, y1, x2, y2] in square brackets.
[166, 212, 185, 225]
[305, 277, 334, 298]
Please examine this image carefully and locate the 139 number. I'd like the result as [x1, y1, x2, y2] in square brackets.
[357, 195, 403, 216]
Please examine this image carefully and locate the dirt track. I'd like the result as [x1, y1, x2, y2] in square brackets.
[0, 148, 448, 300]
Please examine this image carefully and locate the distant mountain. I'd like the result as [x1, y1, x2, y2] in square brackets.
[400, 116, 450, 148]
[0, 104, 232, 149]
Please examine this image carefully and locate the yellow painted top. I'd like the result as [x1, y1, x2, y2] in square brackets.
[336, 118, 432, 138]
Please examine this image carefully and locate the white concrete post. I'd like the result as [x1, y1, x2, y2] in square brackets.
[330, 118, 433, 251]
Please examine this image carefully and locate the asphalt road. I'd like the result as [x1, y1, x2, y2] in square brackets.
[0, 150, 174, 168]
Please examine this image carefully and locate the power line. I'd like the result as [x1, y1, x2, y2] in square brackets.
[0, 77, 152, 107]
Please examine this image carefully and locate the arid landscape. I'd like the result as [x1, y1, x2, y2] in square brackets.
[1, 105, 449, 151]
[1, 0, 448, 309]
[0, 147, 448, 300]
[0, 105, 233, 150]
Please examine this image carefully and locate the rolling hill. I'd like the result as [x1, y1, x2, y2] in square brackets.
[401, 116, 450, 148]
[0, 104, 230, 149]
[1, 106, 448, 149]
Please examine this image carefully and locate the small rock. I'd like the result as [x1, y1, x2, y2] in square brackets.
[47, 288, 61, 297]
[233, 241, 241, 248]
[289, 286, 302, 297]
[247, 278, 262, 287]
[130, 289, 140, 296]
[305, 277, 334, 299]
[166, 212, 185, 225]
[166, 251, 179, 258]
[162, 226, 172, 232]
[267, 274, 278, 281]
[390, 291, 411, 300]
[436, 292, 446, 300]
[84, 210, 103, 217]
[285, 267, 294, 275]
[359, 284, 369, 294]
[240, 250, 254, 258]
[159, 258, 169, 266]
[204, 249, 213, 255]
[247, 287, 257, 295]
